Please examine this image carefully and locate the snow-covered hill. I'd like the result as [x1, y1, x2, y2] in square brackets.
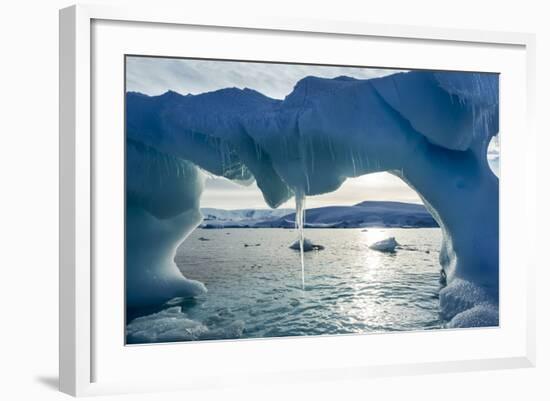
[200, 208, 292, 228]
[200, 201, 437, 229]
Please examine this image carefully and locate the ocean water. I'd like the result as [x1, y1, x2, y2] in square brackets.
[126, 227, 444, 344]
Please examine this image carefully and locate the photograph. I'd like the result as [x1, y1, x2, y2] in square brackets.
[1, 0, 545, 399]
[124, 56, 500, 344]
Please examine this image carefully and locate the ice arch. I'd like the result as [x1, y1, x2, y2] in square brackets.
[126, 70, 499, 328]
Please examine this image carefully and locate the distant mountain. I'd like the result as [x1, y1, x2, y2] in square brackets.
[200, 201, 438, 229]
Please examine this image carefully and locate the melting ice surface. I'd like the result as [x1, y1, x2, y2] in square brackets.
[125, 70, 500, 337]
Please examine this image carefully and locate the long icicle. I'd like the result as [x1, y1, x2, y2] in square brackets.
[295, 189, 306, 290]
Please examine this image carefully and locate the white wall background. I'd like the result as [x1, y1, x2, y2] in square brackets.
[0, 0, 548, 400]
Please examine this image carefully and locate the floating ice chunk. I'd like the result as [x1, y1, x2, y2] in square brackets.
[126, 307, 208, 343]
[289, 238, 325, 252]
[126, 307, 246, 343]
[369, 237, 398, 252]
[201, 320, 245, 340]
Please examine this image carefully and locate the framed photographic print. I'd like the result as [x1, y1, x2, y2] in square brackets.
[59, 4, 536, 396]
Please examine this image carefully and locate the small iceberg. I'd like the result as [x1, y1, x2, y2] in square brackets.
[369, 237, 398, 252]
[289, 238, 325, 252]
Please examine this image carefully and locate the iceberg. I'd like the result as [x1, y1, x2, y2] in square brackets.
[126, 140, 207, 307]
[289, 238, 325, 252]
[126, 70, 499, 326]
[369, 237, 399, 253]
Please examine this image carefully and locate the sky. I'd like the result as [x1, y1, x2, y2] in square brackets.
[126, 56, 499, 210]
[126, 57, 403, 99]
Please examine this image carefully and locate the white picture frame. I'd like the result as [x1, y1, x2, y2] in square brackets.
[59, 4, 536, 397]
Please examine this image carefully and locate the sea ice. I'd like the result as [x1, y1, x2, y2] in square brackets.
[126, 307, 208, 343]
[126, 306, 245, 343]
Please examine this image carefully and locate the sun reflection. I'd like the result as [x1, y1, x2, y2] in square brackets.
[361, 227, 388, 246]
[345, 227, 393, 327]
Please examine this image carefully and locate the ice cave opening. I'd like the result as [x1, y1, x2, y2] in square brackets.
[191, 170, 439, 292]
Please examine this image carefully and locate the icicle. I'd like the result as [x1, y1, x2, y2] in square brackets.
[295, 189, 306, 290]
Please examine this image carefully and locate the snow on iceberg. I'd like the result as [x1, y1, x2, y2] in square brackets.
[369, 237, 399, 253]
[447, 303, 499, 328]
[126, 70, 499, 326]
